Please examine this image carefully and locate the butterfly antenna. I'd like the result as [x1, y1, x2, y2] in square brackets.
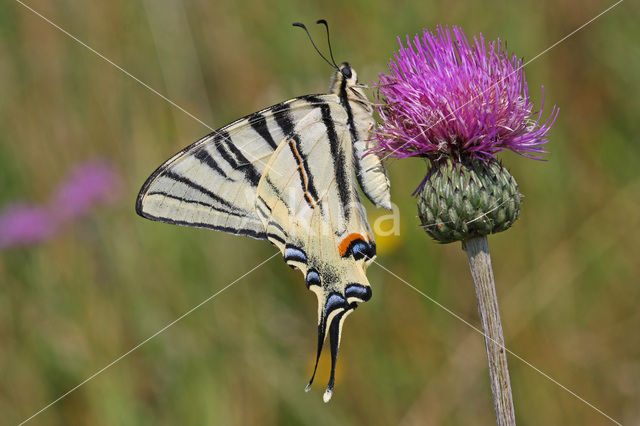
[292, 22, 338, 70]
[316, 19, 339, 68]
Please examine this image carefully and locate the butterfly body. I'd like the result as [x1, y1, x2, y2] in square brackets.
[137, 62, 390, 401]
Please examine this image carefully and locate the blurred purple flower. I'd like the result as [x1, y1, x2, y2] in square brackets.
[0, 204, 55, 248]
[374, 26, 558, 161]
[51, 160, 121, 221]
[0, 159, 121, 250]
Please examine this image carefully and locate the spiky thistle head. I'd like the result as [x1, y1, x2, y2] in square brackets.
[374, 26, 558, 243]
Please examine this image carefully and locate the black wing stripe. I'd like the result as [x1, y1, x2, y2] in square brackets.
[225, 138, 261, 186]
[272, 102, 295, 136]
[272, 100, 326, 210]
[287, 138, 318, 208]
[265, 177, 289, 211]
[267, 233, 285, 245]
[338, 79, 370, 202]
[318, 103, 350, 218]
[255, 203, 270, 219]
[212, 130, 261, 187]
[146, 191, 247, 218]
[248, 112, 278, 150]
[267, 220, 286, 235]
[256, 195, 272, 212]
[213, 131, 239, 169]
[163, 171, 241, 212]
[140, 212, 266, 239]
[193, 147, 233, 180]
[338, 76, 360, 143]
[293, 137, 320, 202]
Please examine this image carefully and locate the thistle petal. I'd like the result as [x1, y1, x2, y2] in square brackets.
[374, 26, 558, 162]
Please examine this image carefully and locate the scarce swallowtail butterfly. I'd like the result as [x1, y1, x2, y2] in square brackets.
[136, 20, 391, 402]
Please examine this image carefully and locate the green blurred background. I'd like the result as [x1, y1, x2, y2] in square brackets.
[1, 0, 638, 424]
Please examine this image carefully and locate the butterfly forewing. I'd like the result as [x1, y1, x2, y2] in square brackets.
[137, 95, 342, 238]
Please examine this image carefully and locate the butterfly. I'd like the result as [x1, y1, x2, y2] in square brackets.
[136, 20, 391, 402]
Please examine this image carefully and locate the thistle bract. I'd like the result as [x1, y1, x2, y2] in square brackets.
[418, 158, 520, 243]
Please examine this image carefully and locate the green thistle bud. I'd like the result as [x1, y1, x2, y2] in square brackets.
[417, 158, 521, 244]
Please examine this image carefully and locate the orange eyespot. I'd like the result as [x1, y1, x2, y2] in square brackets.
[338, 233, 367, 257]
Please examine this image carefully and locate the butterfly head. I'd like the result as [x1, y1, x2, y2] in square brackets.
[338, 62, 357, 83]
[329, 62, 365, 97]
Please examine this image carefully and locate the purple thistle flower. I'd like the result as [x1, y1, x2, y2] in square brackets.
[374, 26, 558, 161]
[51, 160, 121, 221]
[0, 204, 55, 248]
[0, 159, 121, 250]
[376, 28, 561, 422]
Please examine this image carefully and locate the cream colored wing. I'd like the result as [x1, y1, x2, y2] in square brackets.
[136, 95, 341, 238]
[255, 98, 375, 402]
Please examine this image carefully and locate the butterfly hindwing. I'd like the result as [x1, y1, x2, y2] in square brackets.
[256, 99, 375, 401]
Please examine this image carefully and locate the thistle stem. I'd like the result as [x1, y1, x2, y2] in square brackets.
[462, 236, 516, 426]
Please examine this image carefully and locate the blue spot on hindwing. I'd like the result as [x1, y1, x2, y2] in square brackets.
[345, 284, 372, 302]
[351, 242, 369, 260]
[342, 239, 376, 260]
[324, 293, 346, 315]
[284, 244, 307, 265]
[305, 269, 321, 289]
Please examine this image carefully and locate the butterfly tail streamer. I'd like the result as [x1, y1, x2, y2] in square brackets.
[305, 320, 327, 392]
[324, 308, 351, 402]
